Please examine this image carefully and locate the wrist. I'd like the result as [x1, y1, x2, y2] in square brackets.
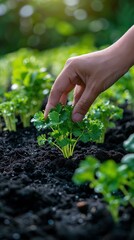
[111, 26, 134, 71]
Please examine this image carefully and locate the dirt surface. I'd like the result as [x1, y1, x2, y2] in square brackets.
[0, 108, 134, 240]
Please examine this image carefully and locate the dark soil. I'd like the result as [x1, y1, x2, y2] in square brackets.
[0, 108, 134, 240]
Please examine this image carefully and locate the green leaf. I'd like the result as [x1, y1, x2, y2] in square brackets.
[32, 111, 44, 122]
[48, 111, 60, 124]
[97, 160, 118, 179]
[37, 134, 47, 145]
[121, 154, 134, 170]
[55, 103, 63, 113]
[80, 132, 90, 143]
[72, 127, 83, 137]
[57, 138, 70, 148]
[51, 130, 60, 138]
[123, 133, 134, 152]
[31, 111, 45, 130]
[73, 156, 100, 184]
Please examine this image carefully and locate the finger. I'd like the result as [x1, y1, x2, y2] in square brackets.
[73, 85, 85, 106]
[72, 85, 99, 122]
[59, 92, 68, 105]
[44, 69, 76, 117]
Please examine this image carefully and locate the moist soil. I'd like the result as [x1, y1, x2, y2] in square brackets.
[0, 108, 134, 240]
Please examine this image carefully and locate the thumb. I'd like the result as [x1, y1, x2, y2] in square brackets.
[72, 86, 98, 122]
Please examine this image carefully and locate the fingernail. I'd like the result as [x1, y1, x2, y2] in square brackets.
[72, 113, 83, 122]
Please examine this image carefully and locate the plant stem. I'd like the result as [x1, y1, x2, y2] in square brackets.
[4, 114, 16, 131]
[20, 114, 30, 127]
[120, 185, 134, 207]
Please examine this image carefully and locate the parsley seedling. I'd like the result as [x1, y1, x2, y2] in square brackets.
[32, 104, 104, 158]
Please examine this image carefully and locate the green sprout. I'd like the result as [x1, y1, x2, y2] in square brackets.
[32, 104, 104, 158]
[89, 100, 123, 142]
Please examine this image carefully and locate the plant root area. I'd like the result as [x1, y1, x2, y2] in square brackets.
[0, 109, 134, 240]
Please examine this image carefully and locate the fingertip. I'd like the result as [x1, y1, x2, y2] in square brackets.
[44, 108, 48, 119]
[44, 103, 52, 119]
[72, 113, 84, 122]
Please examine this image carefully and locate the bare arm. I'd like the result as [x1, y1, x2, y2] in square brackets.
[45, 25, 134, 122]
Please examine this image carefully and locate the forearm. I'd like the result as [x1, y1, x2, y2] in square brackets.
[109, 25, 134, 72]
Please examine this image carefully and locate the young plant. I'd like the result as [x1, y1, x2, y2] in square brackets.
[73, 133, 134, 221]
[89, 100, 123, 142]
[32, 104, 104, 158]
[0, 53, 54, 131]
[12, 94, 31, 128]
[0, 101, 17, 131]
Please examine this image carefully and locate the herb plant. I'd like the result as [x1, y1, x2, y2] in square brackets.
[89, 100, 123, 142]
[73, 133, 134, 220]
[0, 52, 53, 131]
[0, 102, 16, 132]
[32, 104, 104, 158]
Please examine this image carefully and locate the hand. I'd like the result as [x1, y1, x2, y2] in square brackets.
[45, 27, 134, 122]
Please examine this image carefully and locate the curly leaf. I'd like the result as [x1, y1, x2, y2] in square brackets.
[37, 134, 47, 145]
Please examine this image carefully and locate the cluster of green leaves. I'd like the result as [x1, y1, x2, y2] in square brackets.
[32, 102, 123, 158]
[32, 103, 104, 158]
[73, 133, 134, 221]
[89, 99, 123, 142]
[0, 51, 53, 131]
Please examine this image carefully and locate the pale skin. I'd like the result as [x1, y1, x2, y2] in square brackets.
[45, 25, 134, 122]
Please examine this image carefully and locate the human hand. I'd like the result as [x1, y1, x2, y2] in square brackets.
[45, 35, 133, 122]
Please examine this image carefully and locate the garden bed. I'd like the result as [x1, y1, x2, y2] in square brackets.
[0, 108, 134, 240]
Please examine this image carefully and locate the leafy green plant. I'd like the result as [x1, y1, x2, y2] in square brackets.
[73, 133, 134, 221]
[0, 51, 54, 131]
[0, 102, 16, 132]
[89, 100, 123, 142]
[32, 104, 104, 158]
[100, 71, 134, 111]
[12, 94, 31, 128]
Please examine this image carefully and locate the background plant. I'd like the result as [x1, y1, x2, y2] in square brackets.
[87, 99, 123, 142]
[0, 51, 54, 131]
[73, 133, 134, 221]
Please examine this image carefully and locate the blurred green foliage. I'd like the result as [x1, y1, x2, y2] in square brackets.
[0, 0, 134, 54]
[0, 38, 95, 97]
